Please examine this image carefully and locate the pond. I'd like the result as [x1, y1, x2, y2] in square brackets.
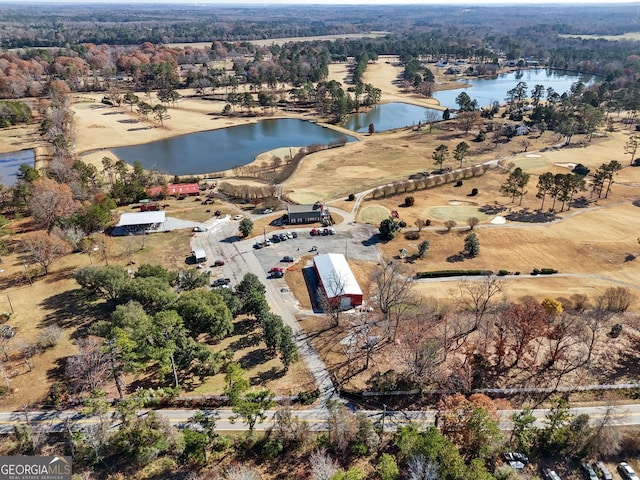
[0, 149, 34, 186]
[342, 102, 446, 133]
[109, 118, 355, 176]
[432, 68, 597, 109]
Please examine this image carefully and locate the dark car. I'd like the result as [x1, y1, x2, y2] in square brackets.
[322, 228, 329, 236]
[291, 231, 298, 238]
[213, 260, 225, 266]
[253, 242, 263, 249]
[270, 271, 284, 278]
[282, 256, 294, 262]
[271, 234, 281, 243]
[279, 233, 288, 241]
[212, 278, 231, 287]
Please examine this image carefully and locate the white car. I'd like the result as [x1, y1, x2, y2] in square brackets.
[233, 214, 243, 220]
[263, 208, 273, 214]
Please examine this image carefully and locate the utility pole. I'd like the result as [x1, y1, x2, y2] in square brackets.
[381, 403, 387, 434]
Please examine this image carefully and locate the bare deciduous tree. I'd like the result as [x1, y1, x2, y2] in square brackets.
[309, 449, 339, 480]
[225, 465, 262, 480]
[407, 454, 440, 480]
[371, 261, 419, 341]
[22, 231, 71, 275]
[65, 338, 113, 393]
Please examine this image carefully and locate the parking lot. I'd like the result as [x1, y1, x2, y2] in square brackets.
[252, 224, 381, 276]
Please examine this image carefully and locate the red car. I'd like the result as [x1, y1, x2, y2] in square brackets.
[310, 228, 319, 236]
[269, 267, 284, 273]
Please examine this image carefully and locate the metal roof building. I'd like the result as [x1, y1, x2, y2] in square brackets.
[113, 211, 166, 235]
[313, 253, 363, 310]
[287, 202, 330, 225]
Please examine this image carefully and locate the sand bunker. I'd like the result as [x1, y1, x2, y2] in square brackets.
[448, 200, 478, 206]
[525, 154, 542, 158]
[555, 162, 577, 169]
[490, 216, 507, 224]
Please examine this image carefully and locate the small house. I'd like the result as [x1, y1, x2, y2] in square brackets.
[287, 202, 331, 225]
[191, 248, 207, 263]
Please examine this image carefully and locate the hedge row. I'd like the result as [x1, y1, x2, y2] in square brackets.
[416, 270, 493, 278]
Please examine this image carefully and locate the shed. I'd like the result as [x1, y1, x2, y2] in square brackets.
[191, 248, 207, 263]
[287, 202, 330, 225]
[113, 211, 166, 235]
[313, 253, 363, 310]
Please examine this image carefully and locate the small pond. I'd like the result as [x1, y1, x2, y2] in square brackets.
[432, 68, 597, 109]
[109, 118, 355, 176]
[342, 102, 446, 133]
[0, 149, 34, 186]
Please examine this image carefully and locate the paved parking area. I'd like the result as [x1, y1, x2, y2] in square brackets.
[252, 224, 381, 274]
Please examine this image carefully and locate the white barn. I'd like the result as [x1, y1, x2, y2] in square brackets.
[313, 253, 363, 310]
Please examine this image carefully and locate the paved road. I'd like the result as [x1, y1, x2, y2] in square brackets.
[191, 215, 342, 403]
[3, 403, 640, 434]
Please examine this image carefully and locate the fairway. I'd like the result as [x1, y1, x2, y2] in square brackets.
[426, 205, 493, 223]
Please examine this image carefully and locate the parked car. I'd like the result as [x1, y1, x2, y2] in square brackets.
[581, 463, 598, 480]
[279, 233, 287, 241]
[282, 256, 294, 262]
[254, 242, 263, 249]
[618, 463, 640, 480]
[270, 271, 284, 278]
[594, 462, 613, 480]
[322, 228, 329, 235]
[504, 453, 528, 464]
[543, 469, 562, 480]
[264, 239, 271, 246]
[212, 278, 231, 287]
[269, 267, 284, 274]
[271, 234, 281, 243]
[310, 245, 318, 252]
[291, 231, 298, 238]
[310, 228, 319, 236]
[233, 214, 243, 220]
[263, 208, 273, 214]
[213, 260, 225, 267]
[192, 226, 207, 232]
[328, 228, 336, 235]
[286, 231, 293, 239]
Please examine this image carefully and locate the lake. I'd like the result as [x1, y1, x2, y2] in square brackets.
[432, 68, 596, 109]
[342, 102, 446, 133]
[0, 149, 34, 186]
[110, 118, 355, 176]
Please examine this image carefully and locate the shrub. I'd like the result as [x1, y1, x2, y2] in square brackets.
[454, 180, 463, 187]
[297, 389, 320, 405]
[474, 131, 486, 142]
[347, 193, 355, 201]
[470, 188, 479, 196]
[444, 219, 457, 231]
[37, 326, 63, 350]
[398, 221, 407, 228]
[425, 219, 431, 226]
[498, 270, 510, 276]
[405, 231, 420, 240]
[610, 323, 623, 338]
[405, 196, 415, 206]
[416, 270, 493, 278]
[540, 268, 558, 275]
[600, 286, 636, 312]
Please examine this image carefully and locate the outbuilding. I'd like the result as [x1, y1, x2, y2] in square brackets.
[287, 202, 331, 225]
[146, 183, 200, 198]
[313, 253, 363, 310]
[112, 211, 166, 235]
[191, 248, 207, 263]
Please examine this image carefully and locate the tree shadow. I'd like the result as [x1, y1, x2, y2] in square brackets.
[446, 253, 465, 263]
[228, 333, 261, 351]
[238, 348, 270, 370]
[607, 332, 640, 380]
[39, 288, 110, 338]
[251, 366, 284, 385]
[362, 233, 382, 246]
[46, 356, 67, 383]
[233, 317, 258, 336]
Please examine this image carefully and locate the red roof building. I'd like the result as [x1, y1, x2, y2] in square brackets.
[146, 183, 200, 198]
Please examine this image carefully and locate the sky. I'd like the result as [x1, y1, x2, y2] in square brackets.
[2, 0, 640, 3]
